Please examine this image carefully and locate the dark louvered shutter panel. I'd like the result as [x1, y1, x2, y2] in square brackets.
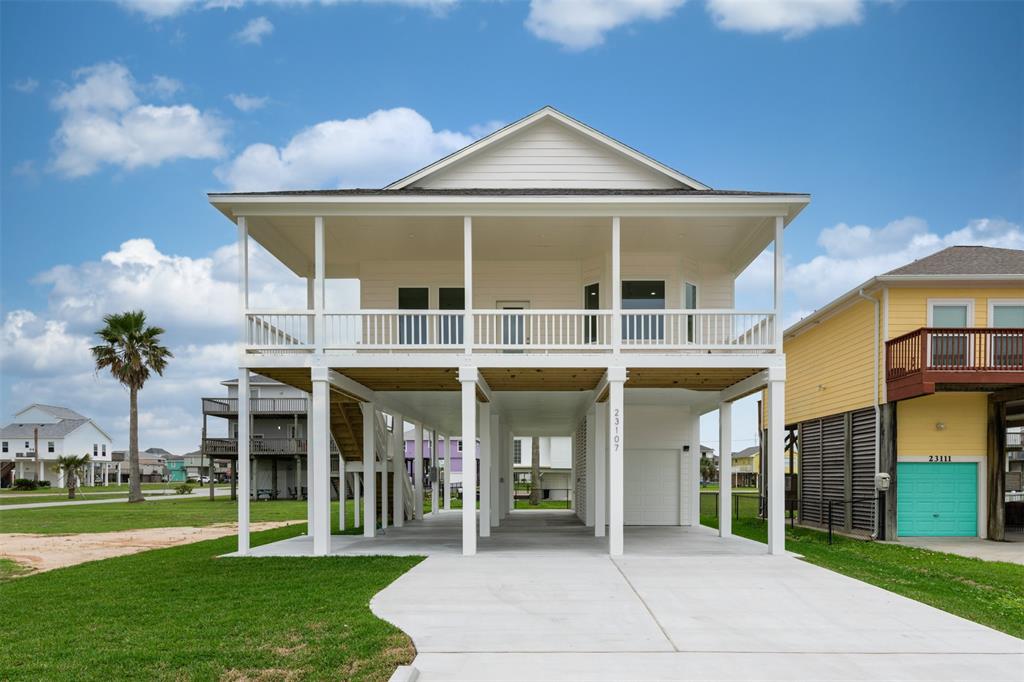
[799, 419, 822, 524]
[821, 414, 846, 528]
[574, 418, 587, 521]
[850, 408, 877, 531]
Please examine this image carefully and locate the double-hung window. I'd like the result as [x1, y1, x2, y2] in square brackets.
[990, 301, 1024, 368]
[928, 301, 971, 368]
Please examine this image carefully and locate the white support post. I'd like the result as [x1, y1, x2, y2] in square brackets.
[479, 401, 491, 537]
[774, 215, 784, 352]
[459, 368, 478, 555]
[392, 413, 404, 528]
[311, 370, 331, 555]
[767, 379, 786, 555]
[594, 403, 607, 537]
[431, 430, 440, 515]
[237, 216, 249, 347]
[338, 448, 346, 532]
[361, 403, 376, 538]
[306, 392, 314, 532]
[237, 369, 251, 555]
[353, 471, 361, 528]
[506, 429, 514, 516]
[413, 422, 424, 520]
[608, 368, 626, 556]
[381, 416, 389, 530]
[689, 413, 701, 526]
[490, 412, 500, 528]
[585, 406, 596, 527]
[463, 216, 474, 353]
[611, 217, 621, 354]
[314, 216, 325, 353]
[718, 401, 733, 538]
[444, 435, 453, 510]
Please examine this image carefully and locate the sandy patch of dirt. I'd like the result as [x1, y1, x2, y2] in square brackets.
[0, 521, 301, 574]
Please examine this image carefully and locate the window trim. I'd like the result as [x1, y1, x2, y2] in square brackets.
[988, 299, 1024, 327]
[48, 441, 55, 453]
[926, 298, 974, 327]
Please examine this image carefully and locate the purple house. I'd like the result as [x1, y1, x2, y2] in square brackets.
[402, 428, 479, 488]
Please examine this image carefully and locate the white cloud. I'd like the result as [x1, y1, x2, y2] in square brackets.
[526, 0, 686, 50]
[12, 77, 39, 93]
[116, 0, 198, 20]
[215, 106, 476, 191]
[706, 0, 864, 38]
[236, 16, 274, 44]
[149, 75, 184, 98]
[50, 62, 226, 178]
[228, 92, 269, 111]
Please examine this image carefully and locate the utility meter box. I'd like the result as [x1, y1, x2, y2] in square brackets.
[874, 473, 891, 491]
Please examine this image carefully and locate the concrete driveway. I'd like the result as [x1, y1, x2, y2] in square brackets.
[366, 511, 1023, 681]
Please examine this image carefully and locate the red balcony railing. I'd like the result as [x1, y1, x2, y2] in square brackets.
[886, 327, 1024, 400]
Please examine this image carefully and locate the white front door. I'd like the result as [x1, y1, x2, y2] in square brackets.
[624, 449, 680, 525]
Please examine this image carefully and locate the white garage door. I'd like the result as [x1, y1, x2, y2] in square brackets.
[624, 449, 679, 525]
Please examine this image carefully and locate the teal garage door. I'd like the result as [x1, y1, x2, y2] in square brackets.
[897, 462, 977, 537]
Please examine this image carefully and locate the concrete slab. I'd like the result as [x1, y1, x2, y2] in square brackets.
[895, 536, 1024, 565]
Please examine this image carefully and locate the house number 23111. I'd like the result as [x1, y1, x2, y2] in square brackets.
[928, 455, 952, 463]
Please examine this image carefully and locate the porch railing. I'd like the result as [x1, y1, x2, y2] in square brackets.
[202, 397, 308, 414]
[201, 437, 339, 457]
[245, 309, 777, 353]
[886, 327, 1024, 380]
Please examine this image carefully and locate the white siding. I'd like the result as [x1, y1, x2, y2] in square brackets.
[413, 119, 685, 190]
[624, 403, 695, 526]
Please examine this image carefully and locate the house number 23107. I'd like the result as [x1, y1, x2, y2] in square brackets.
[612, 408, 621, 453]
[927, 455, 952, 462]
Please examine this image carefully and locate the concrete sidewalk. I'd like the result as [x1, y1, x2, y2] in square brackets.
[350, 511, 1023, 681]
[895, 535, 1024, 565]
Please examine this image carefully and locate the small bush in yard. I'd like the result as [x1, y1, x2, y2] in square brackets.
[36, 480, 51, 488]
[12, 478, 38, 491]
[173, 483, 194, 495]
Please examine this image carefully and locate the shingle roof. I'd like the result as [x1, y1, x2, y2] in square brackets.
[211, 188, 807, 198]
[884, 246, 1024, 276]
[0, 419, 89, 439]
[732, 446, 760, 459]
[18, 404, 87, 420]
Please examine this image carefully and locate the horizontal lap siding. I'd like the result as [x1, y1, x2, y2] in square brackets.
[414, 119, 684, 190]
[785, 298, 879, 425]
[897, 393, 987, 456]
[887, 286, 1024, 339]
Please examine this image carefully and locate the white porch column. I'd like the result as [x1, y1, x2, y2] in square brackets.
[463, 215, 474, 353]
[311, 369, 331, 555]
[237, 216, 249, 348]
[444, 435, 453, 510]
[506, 428, 515, 516]
[392, 413, 404, 528]
[459, 368, 478, 555]
[381, 418, 389, 530]
[314, 215, 325, 353]
[338, 448, 346, 532]
[490, 412, 501, 528]
[478, 401, 491, 537]
[611, 217, 621, 354]
[353, 471, 361, 528]
[774, 215, 784, 352]
[237, 369, 251, 555]
[718, 401, 733, 538]
[585, 406, 596, 527]
[689, 413, 701, 526]
[116, 462, 122, 485]
[413, 421, 424, 520]
[430, 430, 440, 515]
[608, 367, 626, 556]
[767, 378, 786, 555]
[361, 403, 376, 538]
[594, 403, 607, 537]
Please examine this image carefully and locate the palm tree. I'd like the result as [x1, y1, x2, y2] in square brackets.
[91, 310, 172, 503]
[529, 437, 541, 505]
[52, 455, 91, 499]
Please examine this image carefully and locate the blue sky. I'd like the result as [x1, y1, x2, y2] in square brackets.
[1, 0, 1022, 453]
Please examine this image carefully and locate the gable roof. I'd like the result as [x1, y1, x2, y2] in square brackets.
[15, 404, 87, 421]
[385, 106, 710, 191]
[0, 419, 90, 439]
[732, 446, 760, 459]
[884, 246, 1024, 276]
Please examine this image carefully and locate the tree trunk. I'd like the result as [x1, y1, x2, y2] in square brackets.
[529, 437, 541, 505]
[129, 386, 144, 503]
[68, 472, 76, 500]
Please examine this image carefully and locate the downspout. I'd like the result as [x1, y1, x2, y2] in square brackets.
[857, 288, 881, 538]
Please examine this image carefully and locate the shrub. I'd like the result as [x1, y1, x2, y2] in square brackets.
[13, 478, 38, 491]
[36, 480, 51, 488]
[173, 483, 194, 495]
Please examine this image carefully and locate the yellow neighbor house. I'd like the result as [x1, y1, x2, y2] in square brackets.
[784, 246, 1023, 541]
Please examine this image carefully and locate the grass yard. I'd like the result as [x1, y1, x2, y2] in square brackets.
[0, 490, 205, 506]
[0, 482, 227, 495]
[700, 513, 1024, 640]
[0, 558, 33, 582]
[0, 525, 422, 681]
[514, 499, 572, 509]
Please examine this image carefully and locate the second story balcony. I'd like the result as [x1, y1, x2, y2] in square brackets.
[886, 327, 1024, 401]
[202, 397, 308, 415]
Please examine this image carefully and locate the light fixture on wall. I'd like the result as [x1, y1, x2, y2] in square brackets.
[935, 422, 946, 431]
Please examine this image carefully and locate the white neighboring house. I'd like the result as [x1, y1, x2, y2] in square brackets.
[513, 437, 574, 501]
[0, 404, 115, 488]
[210, 105, 804, 557]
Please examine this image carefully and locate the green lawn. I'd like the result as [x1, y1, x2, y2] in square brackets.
[0, 483, 227, 496]
[0, 558, 33, 582]
[0, 525, 422, 681]
[514, 499, 572, 509]
[0, 490, 207, 506]
[698, 484, 758, 493]
[700, 513, 1024, 640]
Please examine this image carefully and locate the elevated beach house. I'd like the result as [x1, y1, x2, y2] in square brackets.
[208, 106, 808, 556]
[1, 404, 114, 487]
